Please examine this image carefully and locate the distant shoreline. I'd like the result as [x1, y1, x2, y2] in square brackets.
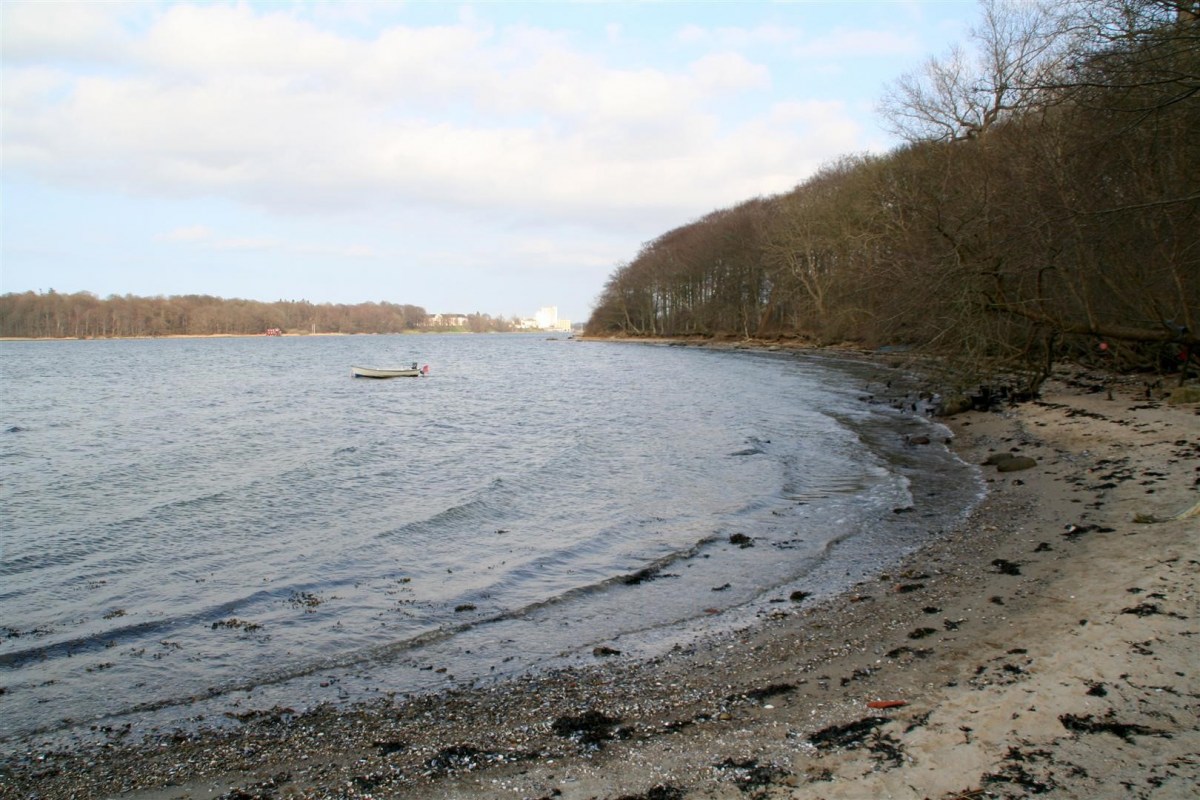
[0, 330, 570, 342]
[0, 332, 350, 342]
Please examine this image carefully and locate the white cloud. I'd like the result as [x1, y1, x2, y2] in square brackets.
[689, 52, 771, 93]
[157, 224, 374, 259]
[156, 13, 345, 78]
[211, 236, 277, 252]
[676, 23, 800, 49]
[0, 1, 135, 63]
[2, 3, 869, 233]
[159, 225, 213, 242]
[513, 237, 620, 269]
[793, 29, 920, 59]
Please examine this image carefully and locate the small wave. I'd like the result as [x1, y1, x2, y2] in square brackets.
[0, 587, 292, 669]
[12, 530, 730, 733]
[375, 484, 502, 543]
[0, 504, 224, 577]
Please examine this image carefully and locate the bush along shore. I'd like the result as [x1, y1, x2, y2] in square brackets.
[2, 347, 1197, 800]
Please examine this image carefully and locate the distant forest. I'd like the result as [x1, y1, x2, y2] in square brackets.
[0, 292, 517, 338]
[585, 0, 1199, 389]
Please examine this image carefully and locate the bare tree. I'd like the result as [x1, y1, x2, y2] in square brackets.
[880, 0, 1070, 142]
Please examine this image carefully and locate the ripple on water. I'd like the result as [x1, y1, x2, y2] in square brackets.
[0, 336, 980, 745]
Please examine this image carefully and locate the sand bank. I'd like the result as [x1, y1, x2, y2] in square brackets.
[2, 365, 1196, 800]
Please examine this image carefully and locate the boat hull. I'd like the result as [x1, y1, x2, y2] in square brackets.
[351, 366, 422, 379]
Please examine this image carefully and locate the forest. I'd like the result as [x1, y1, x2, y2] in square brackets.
[585, 0, 1199, 390]
[0, 291, 517, 338]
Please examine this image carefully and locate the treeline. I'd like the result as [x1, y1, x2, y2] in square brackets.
[586, 0, 1199, 388]
[0, 291, 516, 338]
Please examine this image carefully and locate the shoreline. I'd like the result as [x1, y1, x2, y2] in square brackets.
[2, 358, 1197, 799]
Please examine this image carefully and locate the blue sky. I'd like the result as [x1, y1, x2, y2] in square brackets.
[2, 1, 980, 323]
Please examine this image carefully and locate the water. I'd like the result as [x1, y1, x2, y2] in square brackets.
[0, 334, 980, 747]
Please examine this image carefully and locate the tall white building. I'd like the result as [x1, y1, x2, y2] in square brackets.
[520, 305, 571, 331]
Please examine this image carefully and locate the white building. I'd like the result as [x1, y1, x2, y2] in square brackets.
[429, 313, 469, 327]
[531, 306, 571, 332]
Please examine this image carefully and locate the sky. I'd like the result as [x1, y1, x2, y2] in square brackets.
[1, 1, 981, 324]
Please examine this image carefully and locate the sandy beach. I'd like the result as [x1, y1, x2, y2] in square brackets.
[2, 358, 1197, 800]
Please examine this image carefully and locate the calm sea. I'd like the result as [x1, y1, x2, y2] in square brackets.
[0, 334, 980, 747]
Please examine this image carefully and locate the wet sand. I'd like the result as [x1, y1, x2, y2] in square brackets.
[2, 360, 1197, 800]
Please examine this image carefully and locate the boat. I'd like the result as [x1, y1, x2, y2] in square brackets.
[350, 364, 429, 379]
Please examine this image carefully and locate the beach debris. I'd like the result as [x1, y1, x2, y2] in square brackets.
[789, 590, 811, 602]
[867, 730, 906, 769]
[991, 558, 1022, 575]
[425, 744, 486, 772]
[374, 739, 407, 756]
[453, 603, 476, 612]
[623, 566, 676, 585]
[808, 716, 889, 750]
[729, 533, 754, 548]
[1059, 713, 1171, 742]
[551, 710, 624, 746]
[981, 746, 1057, 794]
[1121, 602, 1162, 616]
[886, 645, 933, 660]
[287, 591, 324, 611]
[712, 757, 791, 793]
[211, 618, 263, 632]
[730, 683, 796, 704]
[901, 711, 932, 735]
[1120, 602, 1186, 619]
[1063, 522, 1114, 539]
[593, 646, 622, 657]
[350, 772, 389, 791]
[908, 627, 938, 639]
[841, 667, 874, 686]
[867, 700, 908, 709]
[613, 786, 686, 800]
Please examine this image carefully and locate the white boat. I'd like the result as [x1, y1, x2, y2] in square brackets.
[351, 364, 429, 379]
